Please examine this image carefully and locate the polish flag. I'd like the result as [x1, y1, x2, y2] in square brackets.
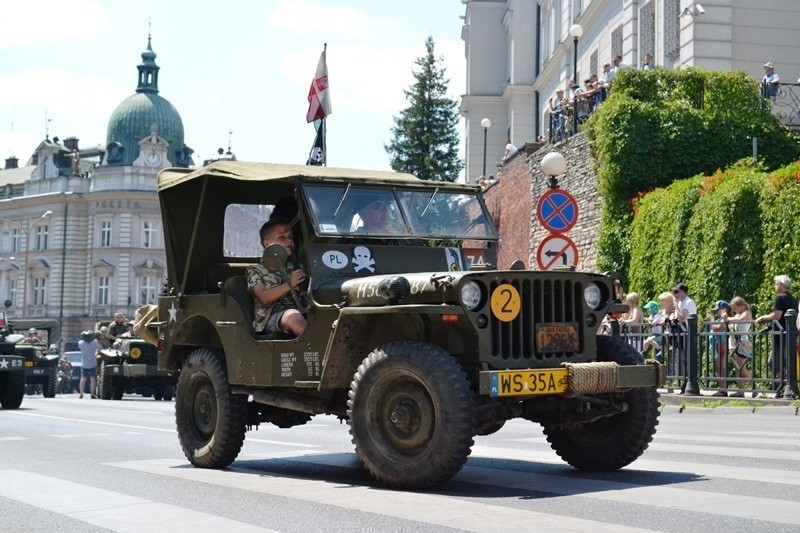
[306, 46, 332, 123]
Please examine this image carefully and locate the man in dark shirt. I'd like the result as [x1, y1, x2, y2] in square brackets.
[755, 275, 798, 396]
[108, 312, 129, 342]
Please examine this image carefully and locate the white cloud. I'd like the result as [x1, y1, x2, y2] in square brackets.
[267, 0, 393, 40]
[0, 0, 109, 47]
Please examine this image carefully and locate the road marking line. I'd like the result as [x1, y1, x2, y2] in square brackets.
[109, 458, 654, 533]
[0, 437, 27, 442]
[0, 470, 277, 532]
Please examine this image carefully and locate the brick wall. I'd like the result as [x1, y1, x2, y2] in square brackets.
[482, 133, 601, 272]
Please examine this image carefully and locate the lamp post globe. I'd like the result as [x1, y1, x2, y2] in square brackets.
[541, 151, 567, 189]
[480, 118, 491, 178]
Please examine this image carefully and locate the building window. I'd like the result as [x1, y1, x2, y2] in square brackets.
[611, 25, 623, 61]
[665, 0, 680, 61]
[140, 276, 157, 305]
[143, 221, 155, 248]
[97, 276, 109, 306]
[590, 50, 598, 78]
[11, 228, 20, 253]
[100, 221, 112, 248]
[639, 0, 655, 68]
[35, 225, 48, 251]
[32, 277, 46, 306]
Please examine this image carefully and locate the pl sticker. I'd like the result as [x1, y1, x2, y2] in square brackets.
[322, 250, 348, 270]
[352, 246, 376, 273]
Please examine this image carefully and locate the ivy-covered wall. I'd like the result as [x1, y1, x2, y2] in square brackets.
[584, 67, 800, 313]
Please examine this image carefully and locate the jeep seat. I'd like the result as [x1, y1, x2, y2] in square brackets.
[222, 276, 293, 340]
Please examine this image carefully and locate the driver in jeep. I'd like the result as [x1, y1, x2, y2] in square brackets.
[247, 218, 307, 337]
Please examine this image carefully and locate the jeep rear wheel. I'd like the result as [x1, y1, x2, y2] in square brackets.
[0, 371, 25, 409]
[348, 341, 476, 489]
[543, 335, 660, 471]
[176, 348, 246, 469]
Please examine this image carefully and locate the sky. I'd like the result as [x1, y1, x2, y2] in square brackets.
[0, 0, 467, 176]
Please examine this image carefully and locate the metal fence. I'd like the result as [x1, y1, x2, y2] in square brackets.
[613, 309, 799, 398]
[762, 81, 800, 130]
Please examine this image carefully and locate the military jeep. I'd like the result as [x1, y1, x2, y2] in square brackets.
[0, 315, 26, 409]
[95, 322, 176, 401]
[13, 320, 61, 398]
[151, 161, 662, 489]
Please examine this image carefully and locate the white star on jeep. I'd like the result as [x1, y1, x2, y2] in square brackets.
[0, 358, 8, 369]
[168, 302, 178, 323]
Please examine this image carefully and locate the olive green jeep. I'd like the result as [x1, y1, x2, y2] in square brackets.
[0, 313, 26, 409]
[13, 320, 61, 398]
[150, 161, 662, 489]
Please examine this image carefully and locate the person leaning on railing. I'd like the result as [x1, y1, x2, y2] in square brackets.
[725, 296, 755, 397]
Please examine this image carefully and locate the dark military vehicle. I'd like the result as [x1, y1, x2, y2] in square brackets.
[147, 161, 663, 489]
[13, 320, 61, 398]
[95, 324, 175, 401]
[0, 313, 26, 409]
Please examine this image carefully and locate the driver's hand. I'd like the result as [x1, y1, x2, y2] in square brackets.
[288, 269, 306, 289]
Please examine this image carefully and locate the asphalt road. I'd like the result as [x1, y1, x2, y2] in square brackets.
[1, 392, 798, 532]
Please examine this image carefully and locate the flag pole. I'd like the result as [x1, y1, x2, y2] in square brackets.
[322, 116, 326, 166]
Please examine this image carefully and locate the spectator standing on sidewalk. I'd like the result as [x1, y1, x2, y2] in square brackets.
[671, 283, 696, 392]
[755, 275, 797, 397]
[706, 300, 731, 396]
[641, 300, 663, 358]
[726, 296, 754, 397]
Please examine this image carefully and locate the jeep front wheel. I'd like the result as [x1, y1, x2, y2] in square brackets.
[348, 341, 476, 489]
[176, 348, 246, 469]
[542, 335, 660, 471]
[0, 371, 25, 409]
[44, 371, 57, 398]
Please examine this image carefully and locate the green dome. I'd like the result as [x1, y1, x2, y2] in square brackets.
[104, 37, 192, 167]
[106, 92, 186, 166]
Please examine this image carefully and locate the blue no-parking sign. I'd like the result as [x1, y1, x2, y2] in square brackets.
[536, 188, 578, 233]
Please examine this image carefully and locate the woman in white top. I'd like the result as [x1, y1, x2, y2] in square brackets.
[725, 296, 754, 397]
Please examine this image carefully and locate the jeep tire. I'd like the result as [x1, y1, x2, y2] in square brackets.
[43, 371, 58, 398]
[176, 348, 247, 469]
[0, 371, 25, 409]
[348, 341, 476, 489]
[542, 335, 660, 471]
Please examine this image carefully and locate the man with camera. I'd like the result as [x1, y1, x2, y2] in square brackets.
[77, 330, 100, 398]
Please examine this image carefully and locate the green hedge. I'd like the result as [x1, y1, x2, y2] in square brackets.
[584, 67, 800, 287]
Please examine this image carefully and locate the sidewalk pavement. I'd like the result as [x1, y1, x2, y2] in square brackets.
[658, 387, 798, 407]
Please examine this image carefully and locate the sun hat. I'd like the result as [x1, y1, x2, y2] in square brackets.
[672, 283, 689, 294]
[643, 300, 660, 314]
[713, 299, 731, 311]
[764, 62, 774, 69]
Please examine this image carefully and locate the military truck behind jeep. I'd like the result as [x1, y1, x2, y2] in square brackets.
[0, 313, 26, 409]
[95, 322, 176, 401]
[13, 320, 61, 398]
[147, 161, 663, 489]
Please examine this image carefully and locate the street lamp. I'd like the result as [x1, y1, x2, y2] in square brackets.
[541, 151, 567, 189]
[480, 117, 491, 178]
[20, 210, 53, 318]
[569, 24, 583, 136]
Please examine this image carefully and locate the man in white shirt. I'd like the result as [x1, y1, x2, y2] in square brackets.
[672, 283, 697, 322]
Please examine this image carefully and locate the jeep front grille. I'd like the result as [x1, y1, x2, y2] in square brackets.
[488, 277, 584, 366]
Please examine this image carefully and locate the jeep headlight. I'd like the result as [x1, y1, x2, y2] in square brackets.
[583, 283, 603, 310]
[460, 281, 484, 311]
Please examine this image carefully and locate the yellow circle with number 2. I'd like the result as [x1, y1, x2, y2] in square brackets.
[490, 284, 521, 322]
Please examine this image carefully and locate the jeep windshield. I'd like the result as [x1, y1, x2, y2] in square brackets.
[302, 183, 497, 240]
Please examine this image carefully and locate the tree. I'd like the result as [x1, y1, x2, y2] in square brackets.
[385, 36, 463, 182]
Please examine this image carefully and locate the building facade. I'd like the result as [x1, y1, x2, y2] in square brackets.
[460, 0, 800, 182]
[0, 38, 194, 345]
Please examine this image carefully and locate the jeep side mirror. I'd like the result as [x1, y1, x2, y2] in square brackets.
[261, 243, 288, 270]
